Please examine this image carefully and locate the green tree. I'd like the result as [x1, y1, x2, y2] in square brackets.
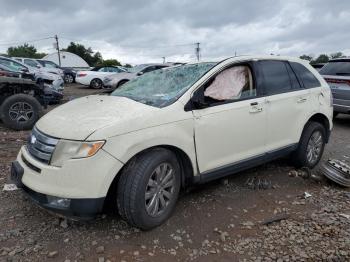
[299, 54, 313, 61]
[329, 52, 345, 59]
[312, 54, 329, 64]
[7, 43, 46, 58]
[96, 59, 122, 67]
[62, 42, 103, 66]
[123, 63, 132, 68]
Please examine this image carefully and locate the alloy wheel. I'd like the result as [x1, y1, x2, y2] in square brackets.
[8, 102, 34, 123]
[306, 130, 323, 165]
[145, 163, 175, 217]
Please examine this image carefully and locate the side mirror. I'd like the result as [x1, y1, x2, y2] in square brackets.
[36, 65, 41, 69]
[191, 88, 209, 109]
[137, 71, 144, 76]
[20, 68, 29, 73]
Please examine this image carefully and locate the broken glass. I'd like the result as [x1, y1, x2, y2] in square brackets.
[111, 63, 216, 107]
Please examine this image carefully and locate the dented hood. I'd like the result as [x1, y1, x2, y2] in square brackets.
[35, 95, 160, 140]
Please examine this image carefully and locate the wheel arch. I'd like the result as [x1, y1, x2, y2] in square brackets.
[303, 113, 331, 142]
[103, 144, 195, 212]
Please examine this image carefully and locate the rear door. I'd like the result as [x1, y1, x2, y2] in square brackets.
[258, 60, 311, 152]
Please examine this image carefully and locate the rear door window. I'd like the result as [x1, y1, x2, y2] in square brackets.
[290, 62, 321, 88]
[259, 61, 292, 95]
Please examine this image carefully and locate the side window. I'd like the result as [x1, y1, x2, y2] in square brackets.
[259, 61, 292, 95]
[203, 65, 256, 102]
[290, 62, 321, 88]
[98, 67, 107, 72]
[286, 63, 302, 90]
[24, 59, 39, 67]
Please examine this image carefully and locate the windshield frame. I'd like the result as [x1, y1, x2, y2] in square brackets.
[111, 62, 217, 108]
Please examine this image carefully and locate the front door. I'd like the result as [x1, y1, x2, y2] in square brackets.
[192, 63, 267, 173]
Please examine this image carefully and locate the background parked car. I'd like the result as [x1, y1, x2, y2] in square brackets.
[13, 57, 64, 77]
[36, 59, 76, 84]
[0, 66, 51, 130]
[76, 66, 127, 89]
[0, 56, 64, 104]
[103, 63, 170, 89]
[319, 58, 350, 117]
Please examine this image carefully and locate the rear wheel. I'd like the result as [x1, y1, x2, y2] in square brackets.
[64, 74, 74, 84]
[90, 78, 103, 89]
[292, 122, 326, 168]
[0, 94, 43, 130]
[117, 148, 181, 230]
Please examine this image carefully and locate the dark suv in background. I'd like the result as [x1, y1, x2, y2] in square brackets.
[320, 58, 350, 117]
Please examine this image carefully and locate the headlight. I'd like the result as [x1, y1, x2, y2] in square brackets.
[51, 140, 105, 167]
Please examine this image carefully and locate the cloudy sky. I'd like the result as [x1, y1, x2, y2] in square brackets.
[0, 0, 349, 64]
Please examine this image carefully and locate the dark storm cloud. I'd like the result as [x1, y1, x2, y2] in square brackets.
[0, 0, 349, 63]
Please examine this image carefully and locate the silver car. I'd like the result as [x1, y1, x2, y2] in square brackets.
[103, 64, 170, 89]
[320, 58, 350, 117]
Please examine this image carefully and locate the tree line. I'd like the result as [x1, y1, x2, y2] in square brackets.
[4, 42, 130, 67]
[299, 52, 346, 64]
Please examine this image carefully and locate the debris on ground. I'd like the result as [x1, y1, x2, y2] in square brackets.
[3, 184, 18, 191]
[245, 177, 272, 190]
[320, 159, 350, 187]
[262, 213, 290, 225]
[303, 192, 312, 199]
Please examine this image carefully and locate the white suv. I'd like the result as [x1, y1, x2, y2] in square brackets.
[11, 56, 333, 229]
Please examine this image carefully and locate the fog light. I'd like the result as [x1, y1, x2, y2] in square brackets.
[47, 196, 71, 208]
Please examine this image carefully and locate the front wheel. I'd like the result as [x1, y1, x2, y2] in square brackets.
[117, 148, 181, 230]
[291, 122, 326, 168]
[0, 94, 43, 130]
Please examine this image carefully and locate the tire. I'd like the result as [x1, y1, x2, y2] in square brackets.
[117, 148, 181, 230]
[0, 94, 43, 130]
[90, 78, 103, 89]
[64, 74, 74, 84]
[291, 121, 326, 168]
[117, 79, 129, 88]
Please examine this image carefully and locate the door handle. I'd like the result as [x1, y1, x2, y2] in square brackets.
[297, 97, 307, 103]
[249, 102, 263, 113]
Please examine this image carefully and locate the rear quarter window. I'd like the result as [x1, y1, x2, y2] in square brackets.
[290, 62, 321, 89]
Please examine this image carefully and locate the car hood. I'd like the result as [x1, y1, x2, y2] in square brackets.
[35, 95, 162, 140]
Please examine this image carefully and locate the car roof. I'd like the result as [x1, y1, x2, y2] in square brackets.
[185, 55, 309, 66]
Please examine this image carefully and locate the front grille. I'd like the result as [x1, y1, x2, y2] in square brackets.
[27, 127, 59, 164]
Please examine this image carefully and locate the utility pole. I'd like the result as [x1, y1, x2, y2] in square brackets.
[162, 56, 166, 64]
[55, 35, 61, 67]
[195, 42, 200, 61]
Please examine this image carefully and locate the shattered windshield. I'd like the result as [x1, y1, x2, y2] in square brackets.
[111, 62, 216, 107]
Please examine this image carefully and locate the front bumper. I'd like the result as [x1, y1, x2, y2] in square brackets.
[11, 146, 124, 218]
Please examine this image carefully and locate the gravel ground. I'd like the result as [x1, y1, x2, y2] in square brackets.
[0, 84, 349, 262]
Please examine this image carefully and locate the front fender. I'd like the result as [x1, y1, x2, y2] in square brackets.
[102, 119, 198, 175]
